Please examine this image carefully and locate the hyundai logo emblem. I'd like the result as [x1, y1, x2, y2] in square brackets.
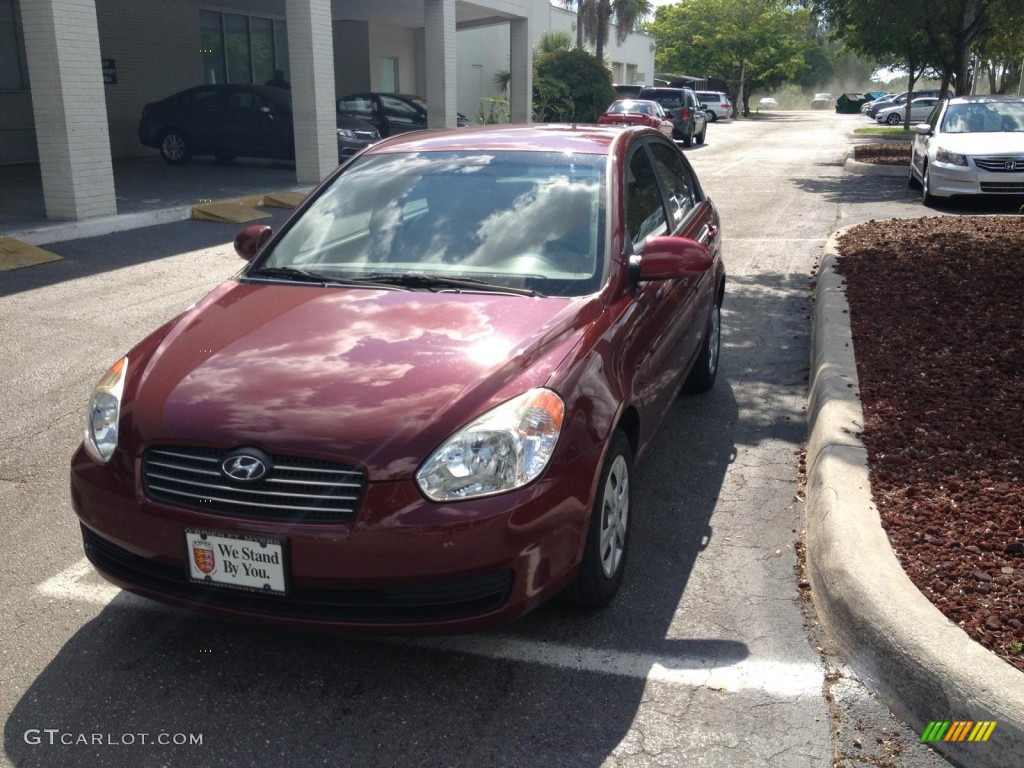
[222, 454, 268, 482]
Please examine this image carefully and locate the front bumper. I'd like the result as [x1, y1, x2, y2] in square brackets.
[926, 159, 1024, 198]
[70, 443, 598, 634]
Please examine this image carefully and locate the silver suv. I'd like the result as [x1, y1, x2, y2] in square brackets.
[637, 87, 707, 147]
[695, 91, 732, 121]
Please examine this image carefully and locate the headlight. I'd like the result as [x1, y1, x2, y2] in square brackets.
[83, 356, 127, 463]
[935, 147, 968, 167]
[416, 388, 565, 501]
[336, 128, 356, 139]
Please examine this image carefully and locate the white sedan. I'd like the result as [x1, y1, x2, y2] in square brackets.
[909, 95, 1024, 206]
[875, 96, 940, 125]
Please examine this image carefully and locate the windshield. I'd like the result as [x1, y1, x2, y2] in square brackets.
[255, 151, 608, 297]
[941, 101, 1024, 133]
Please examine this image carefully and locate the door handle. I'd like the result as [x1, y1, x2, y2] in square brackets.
[698, 224, 718, 245]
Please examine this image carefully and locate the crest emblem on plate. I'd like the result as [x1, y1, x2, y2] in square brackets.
[192, 540, 216, 575]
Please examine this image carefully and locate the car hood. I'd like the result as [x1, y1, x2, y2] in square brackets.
[932, 132, 1024, 155]
[121, 281, 597, 480]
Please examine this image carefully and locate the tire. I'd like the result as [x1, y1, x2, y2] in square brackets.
[159, 130, 192, 164]
[908, 163, 921, 190]
[565, 430, 633, 608]
[706, 111, 718, 122]
[683, 300, 721, 393]
[681, 128, 693, 148]
[921, 162, 936, 207]
[695, 124, 706, 145]
[886, 113, 902, 125]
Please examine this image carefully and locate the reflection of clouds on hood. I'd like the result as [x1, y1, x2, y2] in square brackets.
[469, 179, 598, 265]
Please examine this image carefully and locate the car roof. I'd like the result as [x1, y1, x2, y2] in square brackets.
[363, 123, 630, 156]
[946, 94, 1024, 104]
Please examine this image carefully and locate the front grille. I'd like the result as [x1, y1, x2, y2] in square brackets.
[82, 526, 514, 623]
[973, 156, 1024, 173]
[143, 446, 364, 523]
[979, 181, 1024, 193]
[352, 130, 378, 141]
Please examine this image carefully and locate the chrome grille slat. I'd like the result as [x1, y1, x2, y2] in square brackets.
[147, 484, 352, 513]
[143, 446, 365, 523]
[973, 156, 1024, 173]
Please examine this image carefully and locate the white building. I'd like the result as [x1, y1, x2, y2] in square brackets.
[0, 0, 654, 222]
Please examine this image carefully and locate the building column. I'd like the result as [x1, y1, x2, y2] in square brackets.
[21, 0, 116, 221]
[509, 17, 532, 124]
[424, 0, 456, 129]
[286, 0, 337, 184]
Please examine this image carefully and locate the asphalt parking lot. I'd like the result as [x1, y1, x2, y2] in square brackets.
[0, 112, 961, 767]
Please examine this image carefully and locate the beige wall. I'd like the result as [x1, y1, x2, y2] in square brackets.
[95, 0, 203, 159]
[368, 21, 417, 94]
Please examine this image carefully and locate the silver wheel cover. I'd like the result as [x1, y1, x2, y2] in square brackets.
[599, 455, 629, 578]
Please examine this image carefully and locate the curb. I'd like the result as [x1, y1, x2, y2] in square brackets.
[4, 187, 313, 247]
[806, 228, 1024, 768]
[843, 156, 908, 177]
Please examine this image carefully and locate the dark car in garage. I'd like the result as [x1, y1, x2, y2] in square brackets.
[72, 123, 725, 634]
[138, 84, 379, 164]
[337, 92, 472, 137]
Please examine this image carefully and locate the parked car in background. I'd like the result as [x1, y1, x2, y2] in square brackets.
[861, 93, 897, 114]
[758, 97, 778, 110]
[337, 92, 471, 137]
[71, 123, 726, 634]
[909, 94, 1024, 206]
[875, 96, 940, 125]
[139, 85, 380, 165]
[613, 83, 644, 99]
[811, 93, 834, 109]
[695, 91, 732, 121]
[637, 86, 707, 146]
[866, 89, 951, 119]
[597, 99, 674, 137]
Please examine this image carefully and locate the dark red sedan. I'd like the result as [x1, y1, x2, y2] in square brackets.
[71, 124, 725, 634]
[597, 99, 674, 137]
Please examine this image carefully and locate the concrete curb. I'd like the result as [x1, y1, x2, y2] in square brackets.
[4, 187, 314, 247]
[843, 156, 908, 177]
[806, 229, 1024, 768]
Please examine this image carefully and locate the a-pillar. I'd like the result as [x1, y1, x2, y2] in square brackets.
[21, 0, 117, 221]
[286, 0, 337, 184]
[424, 0, 456, 129]
[508, 17, 532, 125]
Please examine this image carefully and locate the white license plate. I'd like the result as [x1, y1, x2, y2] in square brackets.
[185, 529, 287, 595]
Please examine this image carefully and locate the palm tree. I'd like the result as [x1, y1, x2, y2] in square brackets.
[560, 0, 652, 61]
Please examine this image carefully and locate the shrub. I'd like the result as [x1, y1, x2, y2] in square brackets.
[533, 49, 616, 124]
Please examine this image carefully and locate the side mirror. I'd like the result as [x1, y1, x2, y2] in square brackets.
[234, 225, 272, 261]
[635, 236, 713, 281]
[914, 123, 932, 136]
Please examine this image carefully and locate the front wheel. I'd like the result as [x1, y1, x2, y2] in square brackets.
[886, 113, 902, 125]
[564, 430, 633, 608]
[159, 130, 192, 164]
[922, 162, 936, 207]
[695, 124, 706, 145]
[706, 111, 717, 122]
[684, 301, 721, 393]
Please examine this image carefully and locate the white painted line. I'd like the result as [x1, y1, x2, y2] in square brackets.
[39, 559, 824, 697]
[402, 636, 823, 697]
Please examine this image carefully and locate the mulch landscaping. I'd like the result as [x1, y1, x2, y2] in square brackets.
[853, 142, 913, 165]
[833, 215, 1024, 672]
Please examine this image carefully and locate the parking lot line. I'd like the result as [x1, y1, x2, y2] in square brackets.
[38, 558, 823, 697]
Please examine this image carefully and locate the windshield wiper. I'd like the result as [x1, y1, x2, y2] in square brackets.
[361, 273, 541, 297]
[247, 266, 411, 291]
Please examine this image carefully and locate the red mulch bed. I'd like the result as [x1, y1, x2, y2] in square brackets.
[834, 215, 1024, 672]
[853, 143, 913, 165]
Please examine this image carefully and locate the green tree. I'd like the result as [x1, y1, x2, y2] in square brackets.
[533, 48, 617, 123]
[560, 0, 653, 61]
[649, 0, 813, 116]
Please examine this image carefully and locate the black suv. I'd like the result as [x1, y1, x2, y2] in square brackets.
[637, 87, 707, 146]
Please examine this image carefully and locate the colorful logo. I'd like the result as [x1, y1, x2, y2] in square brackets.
[921, 721, 997, 743]
[192, 540, 217, 575]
